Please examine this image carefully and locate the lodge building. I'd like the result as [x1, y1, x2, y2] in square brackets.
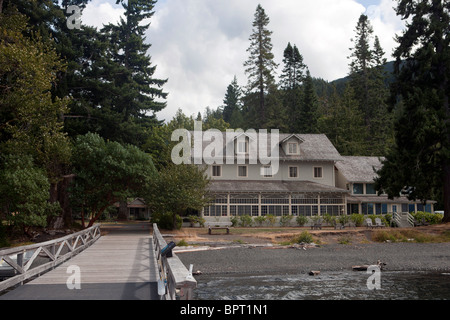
[199, 132, 435, 222]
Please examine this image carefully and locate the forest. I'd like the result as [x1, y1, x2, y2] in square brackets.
[0, 0, 448, 242]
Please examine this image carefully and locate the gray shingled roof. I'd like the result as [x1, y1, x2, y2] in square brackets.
[335, 156, 384, 183]
[208, 180, 349, 194]
[191, 131, 343, 162]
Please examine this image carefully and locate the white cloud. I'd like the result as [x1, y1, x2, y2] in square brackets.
[79, 0, 405, 123]
[82, 0, 124, 29]
[366, 0, 405, 58]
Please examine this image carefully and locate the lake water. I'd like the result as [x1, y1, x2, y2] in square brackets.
[194, 271, 450, 300]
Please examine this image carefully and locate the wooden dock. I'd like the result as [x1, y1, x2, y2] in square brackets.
[0, 223, 159, 300]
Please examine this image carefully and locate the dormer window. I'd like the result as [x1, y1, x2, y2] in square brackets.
[288, 142, 299, 155]
[280, 134, 303, 156]
[237, 140, 249, 154]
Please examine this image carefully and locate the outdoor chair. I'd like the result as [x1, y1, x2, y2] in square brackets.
[366, 218, 375, 229]
[375, 218, 385, 228]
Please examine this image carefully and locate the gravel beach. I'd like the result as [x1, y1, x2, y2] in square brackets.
[177, 242, 450, 275]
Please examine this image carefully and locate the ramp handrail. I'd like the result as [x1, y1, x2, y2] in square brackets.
[153, 223, 197, 300]
[0, 224, 101, 292]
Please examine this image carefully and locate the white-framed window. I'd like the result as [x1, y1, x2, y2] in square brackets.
[238, 165, 248, 177]
[314, 167, 323, 179]
[237, 140, 249, 154]
[288, 142, 299, 155]
[212, 165, 222, 177]
[289, 166, 298, 178]
[262, 166, 273, 178]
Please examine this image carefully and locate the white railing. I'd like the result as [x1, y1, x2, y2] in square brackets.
[153, 223, 197, 300]
[0, 224, 101, 292]
[392, 212, 401, 227]
[407, 213, 416, 227]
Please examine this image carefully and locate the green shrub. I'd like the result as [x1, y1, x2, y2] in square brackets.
[188, 215, 205, 227]
[296, 215, 308, 227]
[295, 231, 314, 244]
[177, 239, 189, 246]
[338, 215, 350, 226]
[412, 211, 443, 225]
[152, 212, 182, 230]
[279, 215, 293, 227]
[265, 214, 276, 227]
[254, 216, 266, 227]
[350, 213, 365, 227]
[338, 235, 352, 244]
[239, 215, 253, 227]
[323, 214, 336, 226]
[230, 216, 239, 227]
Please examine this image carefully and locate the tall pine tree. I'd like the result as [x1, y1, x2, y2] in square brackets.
[280, 42, 308, 133]
[376, 0, 450, 222]
[243, 4, 278, 128]
[348, 14, 391, 155]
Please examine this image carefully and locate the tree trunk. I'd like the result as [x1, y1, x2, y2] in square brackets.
[58, 175, 75, 228]
[117, 199, 129, 221]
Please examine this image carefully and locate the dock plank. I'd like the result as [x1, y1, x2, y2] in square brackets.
[0, 223, 159, 300]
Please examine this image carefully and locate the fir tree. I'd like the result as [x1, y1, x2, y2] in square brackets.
[100, 0, 167, 146]
[375, 0, 450, 222]
[222, 76, 242, 124]
[280, 42, 308, 133]
[318, 85, 367, 156]
[243, 4, 278, 127]
[298, 71, 319, 134]
[348, 14, 375, 122]
[348, 14, 391, 155]
[280, 42, 307, 90]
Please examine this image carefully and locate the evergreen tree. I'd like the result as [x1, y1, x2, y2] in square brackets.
[280, 43, 307, 90]
[298, 71, 319, 133]
[265, 86, 289, 132]
[280, 42, 307, 133]
[348, 14, 374, 122]
[222, 76, 242, 124]
[243, 4, 278, 127]
[368, 36, 394, 155]
[348, 14, 391, 155]
[100, 0, 167, 146]
[318, 85, 367, 156]
[375, 0, 450, 222]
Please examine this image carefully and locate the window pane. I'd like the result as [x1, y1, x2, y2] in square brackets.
[238, 141, 248, 153]
[212, 166, 221, 177]
[314, 167, 323, 178]
[366, 184, 376, 194]
[288, 143, 298, 154]
[263, 166, 272, 178]
[353, 183, 364, 194]
[238, 166, 247, 177]
[289, 167, 298, 178]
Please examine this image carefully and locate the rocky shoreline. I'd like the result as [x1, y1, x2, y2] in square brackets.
[177, 242, 450, 275]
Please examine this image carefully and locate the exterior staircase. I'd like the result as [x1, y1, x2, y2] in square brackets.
[392, 212, 414, 228]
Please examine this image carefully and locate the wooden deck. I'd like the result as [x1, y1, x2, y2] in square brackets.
[0, 223, 159, 300]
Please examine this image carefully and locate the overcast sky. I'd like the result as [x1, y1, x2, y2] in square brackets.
[81, 0, 405, 123]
